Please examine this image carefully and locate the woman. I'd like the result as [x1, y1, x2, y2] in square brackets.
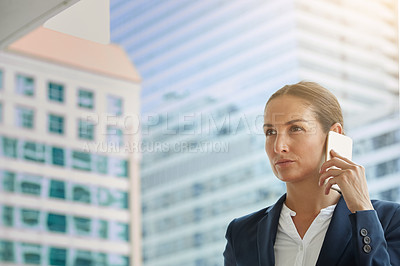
[223, 81, 400, 266]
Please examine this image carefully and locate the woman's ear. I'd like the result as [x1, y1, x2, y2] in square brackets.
[330, 122, 343, 134]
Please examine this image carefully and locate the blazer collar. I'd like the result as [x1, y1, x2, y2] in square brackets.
[257, 194, 286, 266]
[256, 194, 351, 266]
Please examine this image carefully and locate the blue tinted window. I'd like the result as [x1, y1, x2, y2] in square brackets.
[49, 180, 66, 199]
[15, 106, 34, 129]
[48, 114, 64, 135]
[47, 213, 66, 233]
[72, 151, 91, 171]
[0, 241, 14, 262]
[52, 147, 65, 166]
[23, 142, 45, 163]
[74, 250, 93, 266]
[73, 217, 91, 235]
[73, 185, 91, 203]
[16, 74, 34, 96]
[2, 171, 15, 192]
[21, 243, 41, 265]
[78, 89, 94, 109]
[48, 82, 64, 103]
[78, 119, 95, 140]
[49, 247, 67, 266]
[2, 206, 13, 226]
[21, 209, 40, 227]
[2, 137, 18, 158]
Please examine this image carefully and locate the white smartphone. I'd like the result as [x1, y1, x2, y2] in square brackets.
[325, 131, 353, 192]
[326, 131, 353, 161]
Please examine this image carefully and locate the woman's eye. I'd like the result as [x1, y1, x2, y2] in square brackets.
[290, 125, 304, 132]
[265, 129, 276, 136]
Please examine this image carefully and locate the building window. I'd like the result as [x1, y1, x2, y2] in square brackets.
[21, 243, 41, 265]
[2, 206, 14, 226]
[95, 155, 108, 174]
[15, 106, 34, 129]
[96, 253, 108, 265]
[72, 151, 91, 171]
[19, 174, 42, 196]
[98, 220, 108, 239]
[2, 137, 18, 158]
[110, 159, 128, 178]
[48, 114, 64, 135]
[73, 217, 91, 236]
[0, 241, 15, 263]
[49, 247, 67, 266]
[107, 95, 123, 116]
[78, 119, 95, 140]
[74, 250, 93, 266]
[21, 209, 40, 227]
[49, 180, 66, 199]
[16, 74, 34, 96]
[110, 222, 129, 242]
[51, 147, 65, 166]
[78, 89, 94, 109]
[47, 213, 67, 233]
[73, 185, 91, 204]
[97, 188, 113, 207]
[2, 171, 15, 192]
[107, 126, 124, 147]
[48, 82, 64, 103]
[23, 142, 45, 163]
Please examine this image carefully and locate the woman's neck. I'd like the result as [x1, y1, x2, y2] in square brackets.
[285, 178, 341, 216]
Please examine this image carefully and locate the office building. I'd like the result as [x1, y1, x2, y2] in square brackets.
[110, 0, 399, 265]
[0, 27, 142, 265]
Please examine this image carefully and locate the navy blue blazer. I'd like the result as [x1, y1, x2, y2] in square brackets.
[224, 194, 400, 266]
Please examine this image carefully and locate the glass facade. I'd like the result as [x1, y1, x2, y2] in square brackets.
[15, 106, 34, 129]
[48, 81, 65, 103]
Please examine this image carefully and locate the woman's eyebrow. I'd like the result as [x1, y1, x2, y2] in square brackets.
[263, 119, 308, 128]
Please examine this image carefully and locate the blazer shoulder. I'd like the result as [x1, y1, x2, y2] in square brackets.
[228, 203, 274, 235]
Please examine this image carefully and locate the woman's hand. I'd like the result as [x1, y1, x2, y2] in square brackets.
[319, 149, 374, 213]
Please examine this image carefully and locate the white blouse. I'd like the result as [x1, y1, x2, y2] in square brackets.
[274, 203, 336, 266]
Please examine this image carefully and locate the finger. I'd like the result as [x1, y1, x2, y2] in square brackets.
[324, 177, 337, 195]
[319, 168, 342, 186]
[330, 149, 353, 164]
[320, 157, 351, 174]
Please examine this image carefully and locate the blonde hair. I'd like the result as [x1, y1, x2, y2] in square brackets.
[266, 81, 344, 133]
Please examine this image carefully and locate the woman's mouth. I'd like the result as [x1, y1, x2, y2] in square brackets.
[275, 159, 295, 168]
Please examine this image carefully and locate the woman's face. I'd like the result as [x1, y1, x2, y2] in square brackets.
[264, 95, 327, 183]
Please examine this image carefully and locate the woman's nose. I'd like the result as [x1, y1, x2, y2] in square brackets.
[274, 133, 289, 153]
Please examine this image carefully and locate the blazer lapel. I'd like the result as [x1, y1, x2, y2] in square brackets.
[257, 194, 286, 266]
[316, 196, 352, 266]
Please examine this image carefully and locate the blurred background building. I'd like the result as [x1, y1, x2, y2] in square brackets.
[110, 0, 399, 266]
[0, 27, 142, 265]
